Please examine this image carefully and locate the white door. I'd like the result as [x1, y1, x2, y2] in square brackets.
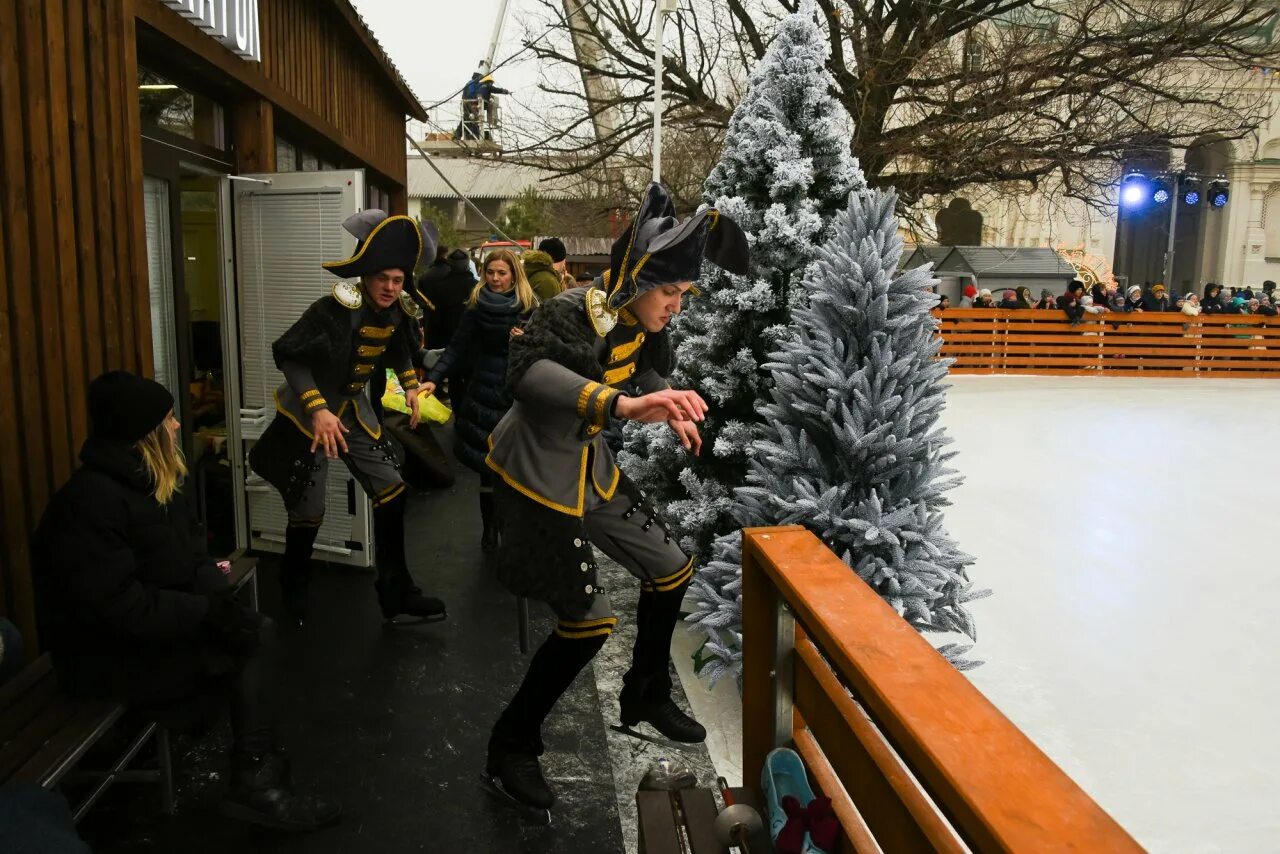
[232, 170, 371, 567]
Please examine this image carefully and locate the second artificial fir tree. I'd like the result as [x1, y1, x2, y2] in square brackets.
[687, 188, 987, 686]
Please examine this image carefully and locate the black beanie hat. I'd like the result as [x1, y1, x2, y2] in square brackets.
[88, 371, 174, 443]
[537, 237, 567, 263]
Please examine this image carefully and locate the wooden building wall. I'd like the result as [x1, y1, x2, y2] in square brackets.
[260, 0, 411, 190]
[0, 0, 422, 655]
[0, 0, 150, 653]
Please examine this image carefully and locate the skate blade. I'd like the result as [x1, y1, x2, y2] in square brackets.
[609, 723, 700, 752]
[382, 611, 448, 626]
[478, 773, 552, 825]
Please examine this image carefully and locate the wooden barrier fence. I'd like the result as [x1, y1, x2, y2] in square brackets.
[935, 309, 1280, 377]
[741, 526, 1142, 852]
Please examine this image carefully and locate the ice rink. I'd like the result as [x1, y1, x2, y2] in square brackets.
[943, 376, 1280, 852]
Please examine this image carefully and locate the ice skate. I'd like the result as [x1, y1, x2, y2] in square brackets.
[616, 696, 707, 745]
[481, 742, 553, 824]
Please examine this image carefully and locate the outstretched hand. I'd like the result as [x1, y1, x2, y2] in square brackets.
[615, 389, 707, 424]
[668, 418, 702, 455]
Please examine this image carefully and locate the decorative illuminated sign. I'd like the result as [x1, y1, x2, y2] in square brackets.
[161, 0, 261, 63]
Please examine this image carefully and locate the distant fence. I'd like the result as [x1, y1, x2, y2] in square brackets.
[935, 310, 1280, 377]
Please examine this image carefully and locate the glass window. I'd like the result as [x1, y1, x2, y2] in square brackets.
[137, 67, 225, 149]
[300, 150, 319, 172]
[275, 137, 297, 172]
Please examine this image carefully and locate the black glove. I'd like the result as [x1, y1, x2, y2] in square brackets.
[203, 595, 264, 655]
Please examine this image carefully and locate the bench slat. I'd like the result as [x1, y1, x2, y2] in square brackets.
[0, 654, 53, 715]
[13, 699, 123, 786]
[677, 788, 724, 854]
[0, 695, 82, 780]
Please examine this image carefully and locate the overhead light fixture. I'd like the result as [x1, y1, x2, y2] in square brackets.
[1119, 173, 1150, 209]
[1208, 179, 1230, 209]
[138, 84, 180, 91]
[1180, 175, 1202, 206]
[1151, 178, 1171, 206]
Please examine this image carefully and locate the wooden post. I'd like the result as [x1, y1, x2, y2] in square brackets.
[740, 525, 805, 790]
[233, 97, 275, 173]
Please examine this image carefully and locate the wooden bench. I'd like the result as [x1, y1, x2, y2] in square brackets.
[0, 556, 259, 821]
[638, 785, 770, 854]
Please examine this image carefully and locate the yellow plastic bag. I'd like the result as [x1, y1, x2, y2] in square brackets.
[382, 370, 451, 424]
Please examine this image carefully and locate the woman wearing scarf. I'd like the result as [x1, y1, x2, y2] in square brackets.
[423, 249, 538, 551]
[1015, 286, 1034, 309]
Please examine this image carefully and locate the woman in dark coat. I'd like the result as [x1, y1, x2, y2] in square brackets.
[423, 249, 537, 550]
[32, 372, 338, 832]
[1202, 283, 1226, 314]
[1058, 280, 1087, 324]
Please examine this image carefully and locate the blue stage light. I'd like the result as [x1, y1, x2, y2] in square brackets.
[1153, 187, 1170, 205]
[1120, 174, 1150, 209]
[1208, 180, 1230, 208]
[1184, 190, 1200, 206]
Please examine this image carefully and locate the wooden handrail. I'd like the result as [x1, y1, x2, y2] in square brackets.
[931, 309, 1280, 377]
[741, 526, 1142, 852]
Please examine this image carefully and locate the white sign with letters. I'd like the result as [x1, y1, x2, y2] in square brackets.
[162, 0, 261, 63]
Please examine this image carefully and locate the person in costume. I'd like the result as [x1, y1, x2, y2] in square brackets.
[481, 183, 749, 814]
[421, 249, 538, 552]
[34, 372, 340, 831]
[248, 210, 446, 625]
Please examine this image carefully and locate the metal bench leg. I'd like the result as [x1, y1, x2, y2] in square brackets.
[157, 727, 175, 815]
[517, 596, 531, 654]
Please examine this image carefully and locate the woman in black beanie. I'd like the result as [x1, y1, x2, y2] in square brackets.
[32, 371, 339, 832]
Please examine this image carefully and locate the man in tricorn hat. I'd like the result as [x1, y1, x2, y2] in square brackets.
[249, 210, 446, 626]
[480, 183, 749, 816]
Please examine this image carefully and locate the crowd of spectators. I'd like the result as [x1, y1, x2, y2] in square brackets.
[939, 278, 1280, 323]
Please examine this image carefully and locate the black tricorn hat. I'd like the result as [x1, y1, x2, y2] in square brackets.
[322, 210, 438, 279]
[605, 183, 749, 312]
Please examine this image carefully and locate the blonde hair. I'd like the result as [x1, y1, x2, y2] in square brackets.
[470, 249, 537, 312]
[136, 418, 187, 505]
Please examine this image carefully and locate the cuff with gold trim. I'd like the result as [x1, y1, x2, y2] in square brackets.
[398, 369, 420, 390]
[302, 391, 328, 413]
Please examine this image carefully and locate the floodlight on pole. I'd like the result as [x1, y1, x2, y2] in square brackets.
[1120, 173, 1150, 209]
[1208, 179, 1230, 209]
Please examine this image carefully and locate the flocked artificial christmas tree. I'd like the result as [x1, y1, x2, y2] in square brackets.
[619, 3, 862, 562]
[687, 187, 988, 685]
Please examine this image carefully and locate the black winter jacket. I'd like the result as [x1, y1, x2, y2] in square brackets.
[416, 254, 478, 351]
[426, 289, 534, 473]
[32, 438, 231, 720]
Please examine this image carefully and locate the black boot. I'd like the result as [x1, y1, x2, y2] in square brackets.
[479, 491, 500, 552]
[372, 496, 446, 622]
[280, 524, 319, 625]
[618, 567, 706, 743]
[219, 750, 342, 832]
[487, 626, 611, 809]
[485, 734, 554, 810]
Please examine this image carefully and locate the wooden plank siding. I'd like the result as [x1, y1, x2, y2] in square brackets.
[0, 0, 423, 655]
[0, 0, 147, 655]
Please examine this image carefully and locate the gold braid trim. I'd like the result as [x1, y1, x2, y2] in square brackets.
[576, 381, 601, 420]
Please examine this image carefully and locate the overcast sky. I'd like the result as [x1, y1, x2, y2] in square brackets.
[350, 0, 549, 129]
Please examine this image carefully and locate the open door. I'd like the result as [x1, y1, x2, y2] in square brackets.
[231, 170, 371, 567]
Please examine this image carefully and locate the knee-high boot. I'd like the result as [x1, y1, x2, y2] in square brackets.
[488, 622, 613, 808]
[479, 476, 500, 552]
[618, 562, 705, 743]
[372, 495, 446, 623]
[280, 524, 319, 625]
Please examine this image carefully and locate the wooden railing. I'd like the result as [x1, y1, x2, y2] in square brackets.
[741, 526, 1143, 852]
[934, 309, 1280, 377]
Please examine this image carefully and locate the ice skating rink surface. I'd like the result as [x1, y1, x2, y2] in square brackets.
[943, 376, 1279, 852]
